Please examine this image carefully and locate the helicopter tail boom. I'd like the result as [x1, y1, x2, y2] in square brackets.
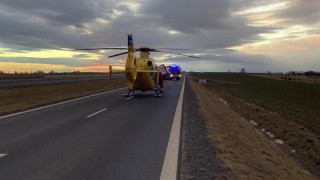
[125, 34, 137, 89]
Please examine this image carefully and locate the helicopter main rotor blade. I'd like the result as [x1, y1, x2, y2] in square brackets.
[108, 51, 128, 58]
[152, 50, 201, 59]
[156, 48, 190, 51]
[75, 47, 127, 51]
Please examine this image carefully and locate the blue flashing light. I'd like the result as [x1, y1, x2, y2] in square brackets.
[169, 64, 181, 73]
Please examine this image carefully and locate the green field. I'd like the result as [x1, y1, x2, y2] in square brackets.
[191, 72, 320, 171]
[193, 73, 320, 135]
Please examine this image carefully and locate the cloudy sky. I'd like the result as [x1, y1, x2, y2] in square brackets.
[0, 0, 319, 73]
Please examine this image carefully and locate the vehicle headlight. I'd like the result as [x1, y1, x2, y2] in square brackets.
[179, 74, 182, 77]
[170, 74, 173, 77]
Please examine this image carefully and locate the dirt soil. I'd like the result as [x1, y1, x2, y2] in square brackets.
[0, 79, 127, 116]
[252, 74, 320, 84]
[187, 77, 317, 180]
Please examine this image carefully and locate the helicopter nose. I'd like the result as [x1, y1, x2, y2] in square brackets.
[147, 61, 152, 66]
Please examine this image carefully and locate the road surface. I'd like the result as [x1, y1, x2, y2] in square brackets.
[0, 79, 183, 180]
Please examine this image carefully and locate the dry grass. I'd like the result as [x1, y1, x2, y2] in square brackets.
[0, 79, 127, 116]
[188, 78, 317, 180]
[191, 72, 320, 176]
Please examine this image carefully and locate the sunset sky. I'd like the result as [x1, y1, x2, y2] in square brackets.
[0, 0, 319, 73]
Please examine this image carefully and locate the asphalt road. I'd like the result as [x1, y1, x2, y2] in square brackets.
[0, 79, 183, 180]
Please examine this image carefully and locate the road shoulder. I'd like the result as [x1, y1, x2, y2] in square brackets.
[180, 78, 226, 179]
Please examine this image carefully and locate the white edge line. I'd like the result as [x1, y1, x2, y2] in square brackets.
[0, 154, 8, 158]
[0, 87, 126, 120]
[86, 108, 107, 118]
[160, 77, 185, 180]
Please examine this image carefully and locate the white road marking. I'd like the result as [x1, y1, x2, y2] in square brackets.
[0, 154, 8, 158]
[0, 87, 126, 120]
[86, 108, 108, 118]
[160, 77, 185, 180]
[126, 96, 134, 100]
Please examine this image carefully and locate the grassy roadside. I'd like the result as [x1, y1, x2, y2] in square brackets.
[191, 72, 320, 177]
[0, 79, 127, 116]
[193, 73, 320, 134]
[188, 78, 316, 179]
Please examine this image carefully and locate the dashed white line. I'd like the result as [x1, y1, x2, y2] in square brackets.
[0, 154, 8, 158]
[86, 108, 108, 118]
[126, 96, 134, 100]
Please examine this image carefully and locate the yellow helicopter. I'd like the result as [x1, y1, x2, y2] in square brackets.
[76, 34, 199, 96]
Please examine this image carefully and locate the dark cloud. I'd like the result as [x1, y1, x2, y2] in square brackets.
[141, 0, 231, 33]
[0, 0, 269, 51]
[0, 0, 318, 72]
[276, 0, 320, 25]
[99, 0, 273, 50]
[0, 0, 120, 51]
[0, 0, 114, 26]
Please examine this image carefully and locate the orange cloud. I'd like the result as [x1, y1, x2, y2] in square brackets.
[0, 62, 70, 73]
[0, 61, 125, 73]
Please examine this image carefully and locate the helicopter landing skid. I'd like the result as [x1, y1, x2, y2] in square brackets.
[154, 93, 163, 97]
[123, 90, 134, 97]
[154, 87, 163, 97]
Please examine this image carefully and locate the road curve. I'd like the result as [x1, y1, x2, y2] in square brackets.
[0, 79, 183, 180]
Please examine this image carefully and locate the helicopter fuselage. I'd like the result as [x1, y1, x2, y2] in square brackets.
[125, 44, 159, 92]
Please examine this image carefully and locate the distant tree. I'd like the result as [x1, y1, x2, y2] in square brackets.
[305, 71, 320, 76]
[241, 68, 246, 73]
[0, 70, 3, 74]
[33, 70, 45, 74]
[14, 71, 18, 74]
[49, 70, 55, 74]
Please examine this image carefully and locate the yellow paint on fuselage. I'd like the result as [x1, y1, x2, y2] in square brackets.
[133, 52, 155, 91]
[125, 44, 158, 91]
[125, 43, 136, 90]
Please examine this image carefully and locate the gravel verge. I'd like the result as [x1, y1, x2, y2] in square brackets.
[179, 79, 226, 179]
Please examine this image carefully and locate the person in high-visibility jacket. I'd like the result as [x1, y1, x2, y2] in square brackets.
[159, 71, 164, 94]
